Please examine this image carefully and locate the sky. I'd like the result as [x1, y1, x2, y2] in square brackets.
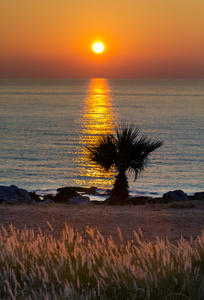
[0, 0, 204, 78]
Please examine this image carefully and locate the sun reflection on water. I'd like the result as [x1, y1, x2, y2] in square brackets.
[77, 78, 117, 188]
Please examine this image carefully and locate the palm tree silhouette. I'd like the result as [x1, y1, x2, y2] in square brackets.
[87, 125, 163, 205]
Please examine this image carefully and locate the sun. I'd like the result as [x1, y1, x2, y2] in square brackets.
[92, 42, 104, 53]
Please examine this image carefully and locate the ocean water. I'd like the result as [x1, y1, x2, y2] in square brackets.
[0, 79, 203, 198]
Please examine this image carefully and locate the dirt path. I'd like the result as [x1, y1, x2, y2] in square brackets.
[0, 203, 203, 244]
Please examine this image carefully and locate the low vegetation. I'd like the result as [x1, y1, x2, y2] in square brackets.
[0, 223, 204, 299]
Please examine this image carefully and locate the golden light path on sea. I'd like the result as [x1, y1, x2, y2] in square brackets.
[77, 78, 117, 188]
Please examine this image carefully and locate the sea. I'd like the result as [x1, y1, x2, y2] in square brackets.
[0, 78, 203, 200]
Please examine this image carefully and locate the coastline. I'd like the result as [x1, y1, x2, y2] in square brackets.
[0, 184, 203, 205]
[0, 185, 203, 244]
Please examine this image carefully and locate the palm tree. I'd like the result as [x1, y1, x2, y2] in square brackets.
[86, 125, 163, 205]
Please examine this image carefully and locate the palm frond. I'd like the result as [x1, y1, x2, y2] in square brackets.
[128, 136, 163, 180]
[115, 124, 139, 148]
[86, 134, 117, 171]
[87, 124, 163, 180]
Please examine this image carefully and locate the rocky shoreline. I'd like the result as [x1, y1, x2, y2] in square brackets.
[0, 185, 203, 205]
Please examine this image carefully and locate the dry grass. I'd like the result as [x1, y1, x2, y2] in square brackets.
[0, 223, 204, 299]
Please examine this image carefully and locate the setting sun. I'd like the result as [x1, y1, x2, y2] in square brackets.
[92, 42, 104, 53]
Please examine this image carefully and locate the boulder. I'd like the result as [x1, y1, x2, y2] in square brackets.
[43, 194, 55, 201]
[54, 189, 79, 203]
[162, 190, 189, 203]
[57, 186, 97, 195]
[91, 200, 104, 205]
[57, 187, 80, 194]
[194, 192, 204, 201]
[80, 186, 97, 194]
[0, 185, 31, 204]
[67, 196, 92, 205]
[31, 199, 55, 205]
[29, 191, 41, 202]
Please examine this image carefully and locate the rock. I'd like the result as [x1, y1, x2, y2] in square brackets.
[129, 196, 150, 205]
[29, 191, 41, 202]
[67, 196, 92, 205]
[31, 199, 55, 205]
[194, 192, 204, 201]
[57, 186, 97, 195]
[162, 190, 189, 203]
[104, 189, 112, 196]
[83, 186, 97, 194]
[103, 197, 128, 206]
[53, 186, 100, 203]
[54, 189, 79, 203]
[43, 194, 55, 201]
[57, 187, 80, 194]
[0, 185, 31, 204]
[91, 200, 104, 205]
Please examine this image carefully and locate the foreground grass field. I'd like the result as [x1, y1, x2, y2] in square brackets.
[0, 223, 204, 299]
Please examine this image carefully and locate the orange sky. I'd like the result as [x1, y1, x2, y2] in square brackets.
[0, 0, 204, 78]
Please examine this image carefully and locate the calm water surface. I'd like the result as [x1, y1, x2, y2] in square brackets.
[0, 79, 203, 198]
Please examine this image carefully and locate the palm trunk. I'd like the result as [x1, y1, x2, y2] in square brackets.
[107, 172, 130, 205]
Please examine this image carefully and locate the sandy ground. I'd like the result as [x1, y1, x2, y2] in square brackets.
[0, 202, 203, 244]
